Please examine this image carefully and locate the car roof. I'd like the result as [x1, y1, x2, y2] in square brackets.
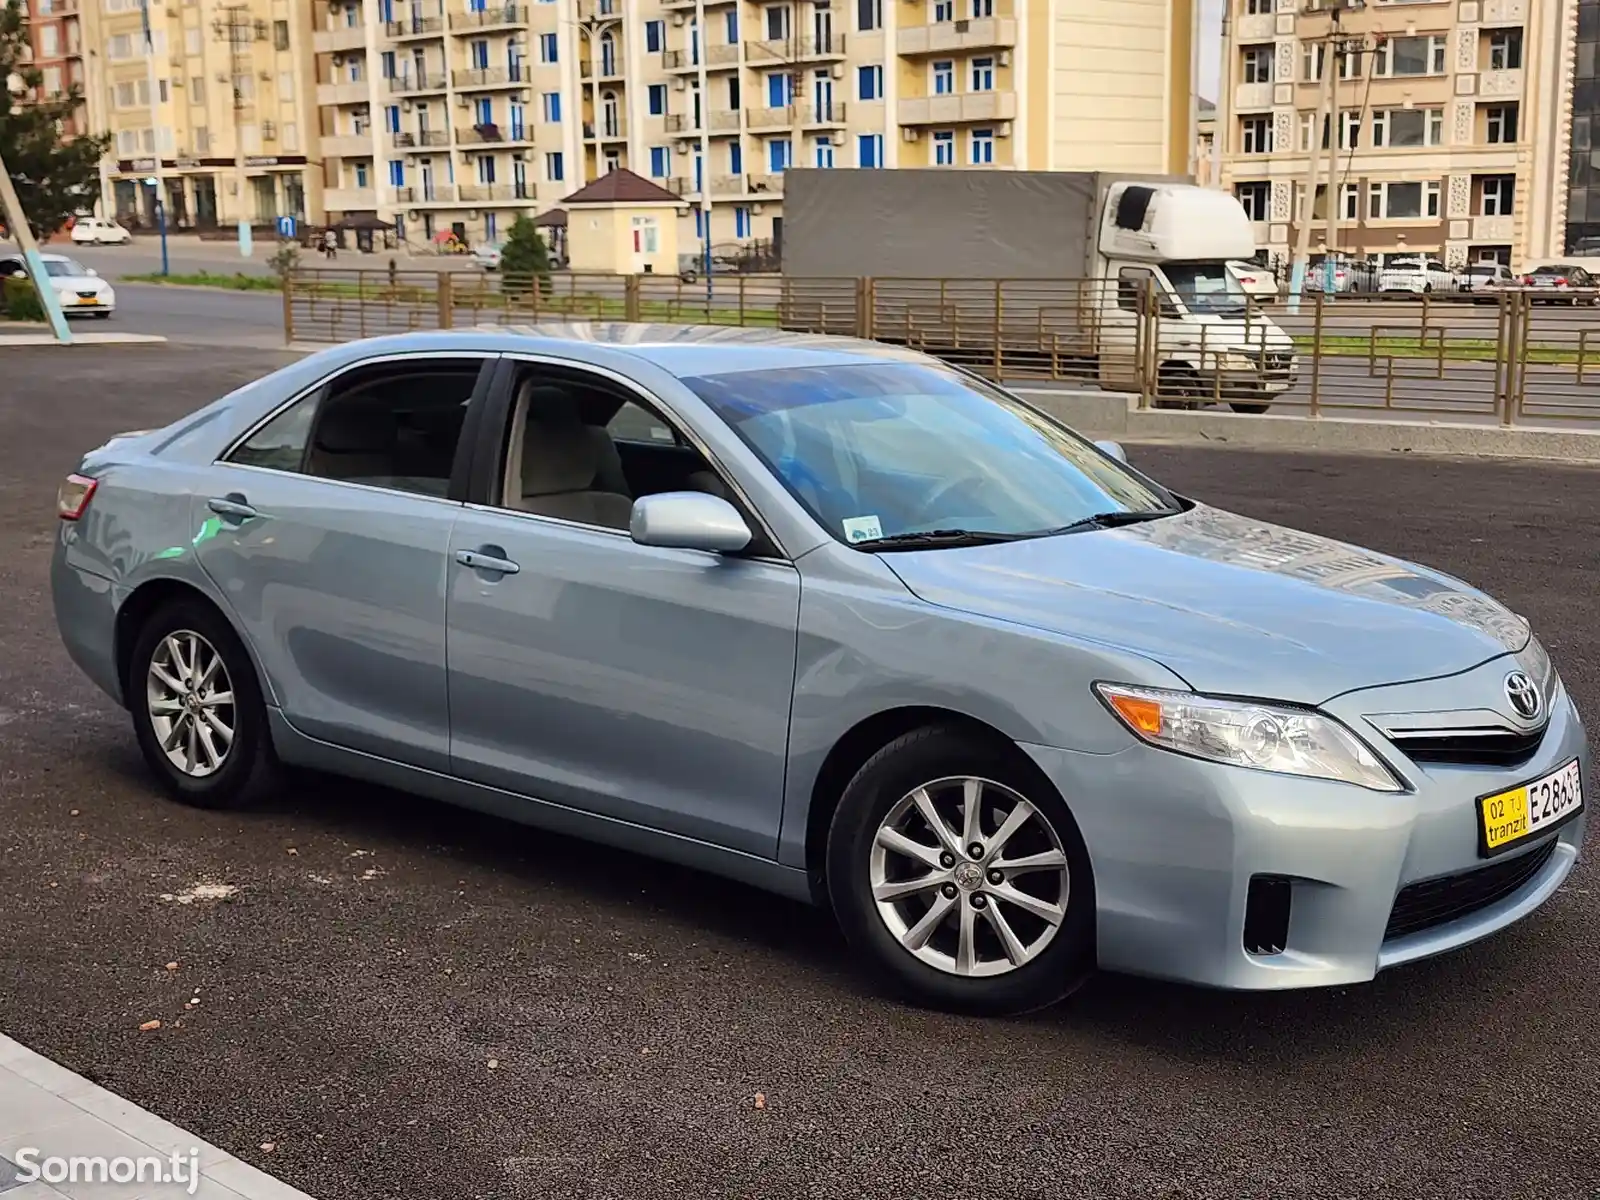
[317, 322, 944, 380]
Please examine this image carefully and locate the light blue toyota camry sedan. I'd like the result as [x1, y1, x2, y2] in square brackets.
[52, 324, 1586, 1014]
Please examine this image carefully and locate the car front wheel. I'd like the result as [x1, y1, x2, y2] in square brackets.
[826, 726, 1095, 1015]
[129, 599, 281, 809]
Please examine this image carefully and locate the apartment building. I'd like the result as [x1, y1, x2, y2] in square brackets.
[93, 0, 320, 230]
[1564, 0, 1598, 253]
[1216, 0, 1572, 270]
[315, 0, 1195, 252]
[19, 0, 93, 138]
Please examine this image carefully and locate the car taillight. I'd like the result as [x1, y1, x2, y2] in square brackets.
[57, 473, 97, 521]
[1523, 275, 1535, 284]
[1556, 277, 1568, 286]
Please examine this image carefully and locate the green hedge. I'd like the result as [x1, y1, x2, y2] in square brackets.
[1, 276, 44, 322]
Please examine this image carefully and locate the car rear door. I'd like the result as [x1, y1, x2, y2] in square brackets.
[192, 352, 495, 772]
[442, 357, 801, 857]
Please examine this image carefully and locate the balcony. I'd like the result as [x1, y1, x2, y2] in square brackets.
[321, 133, 377, 157]
[746, 173, 783, 195]
[1233, 81, 1273, 110]
[1234, 12, 1277, 41]
[317, 80, 371, 106]
[1481, 0, 1528, 24]
[457, 183, 535, 203]
[580, 57, 626, 80]
[457, 123, 534, 145]
[747, 34, 847, 62]
[452, 65, 529, 89]
[323, 187, 379, 211]
[386, 17, 444, 39]
[313, 26, 366, 54]
[449, 4, 528, 32]
[795, 101, 846, 126]
[746, 106, 794, 129]
[708, 108, 741, 132]
[661, 0, 737, 7]
[1478, 68, 1524, 98]
[582, 119, 628, 141]
[1472, 213, 1515, 241]
[709, 173, 745, 194]
[898, 90, 1016, 124]
[896, 18, 1013, 56]
[666, 176, 696, 196]
[575, 0, 623, 20]
[392, 129, 450, 149]
[664, 45, 740, 72]
[389, 72, 448, 95]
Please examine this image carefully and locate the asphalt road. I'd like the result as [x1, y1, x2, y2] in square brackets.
[4, 345, 1600, 1200]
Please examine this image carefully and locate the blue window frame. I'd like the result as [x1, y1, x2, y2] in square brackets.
[767, 73, 790, 107]
[857, 133, 882, 168]
[857, 64, 881, 100]
[649, 146, 670, 177]
[648, 83, 667, 114]
[729, 141, 742, 173]
[546, 151, 564, 180]
[734, 206, 751, 238]
[932, 60, 954, 94]
[388, 160, 404, 186]
[645, 19, 664, 51]
[471, 40, 489, 69]
[475, 97, 493, 125]
[768, 137, 791, 172]
[539, 33, 558, 62]
[385, 104, 400, 132]
[726, 9, 739, 40]
[542, 92, 561, 122]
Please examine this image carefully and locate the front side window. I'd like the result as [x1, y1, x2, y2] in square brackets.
[1161, 261, 1248, 316]
[682, 362, 1174, 546]
[227, 361, 480, 497]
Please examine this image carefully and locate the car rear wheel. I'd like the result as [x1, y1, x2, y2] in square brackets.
[826, 725, 1095, 1015]
[129, 599, 281, 809]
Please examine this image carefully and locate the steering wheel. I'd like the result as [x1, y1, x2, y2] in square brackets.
[912, 474, 988, 526]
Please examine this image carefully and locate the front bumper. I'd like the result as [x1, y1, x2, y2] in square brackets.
[1022, 670, 1587, 990]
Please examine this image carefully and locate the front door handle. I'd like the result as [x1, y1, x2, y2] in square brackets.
[455, 548, 520, 575]
[207, 495, 258, 521]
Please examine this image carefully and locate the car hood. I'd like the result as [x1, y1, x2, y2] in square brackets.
[48, 274, 106, 290]
[883, 505, 1529, 705]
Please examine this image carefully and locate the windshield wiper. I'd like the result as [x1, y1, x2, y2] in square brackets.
[1032, 509, 1183, 537]
[851, 528, 1033, 551]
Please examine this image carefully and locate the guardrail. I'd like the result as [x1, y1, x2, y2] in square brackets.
[281, 271, 1600, 425]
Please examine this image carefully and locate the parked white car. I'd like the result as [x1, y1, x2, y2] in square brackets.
[69, 217, 133, 246]
[1458, 262, 1516, 298]
[1226, 261, 1279, 301]
[0, 252, 116, 317]
[472, 243, 502, 270]
[1378, 257, 1456, 295]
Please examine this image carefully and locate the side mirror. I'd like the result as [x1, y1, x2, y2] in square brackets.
[630, 491, 752, 554]
[1094, 439, 1128, 464]
[86, 268, 98, 277]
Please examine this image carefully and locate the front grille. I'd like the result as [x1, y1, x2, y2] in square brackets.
[1384, 838, 1557, 941]
[75, 291, 98, 300]
[1243, 874, 1292, 955]
[1388, 726, 1545, 768]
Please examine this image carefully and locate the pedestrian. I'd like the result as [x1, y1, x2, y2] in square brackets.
[322, 229, 338, 260]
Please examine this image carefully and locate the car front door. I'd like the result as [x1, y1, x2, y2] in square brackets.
[443, 360, 801, 857]
[193, 352, 493, 772]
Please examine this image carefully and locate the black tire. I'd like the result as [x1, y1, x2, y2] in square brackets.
[1229, 402, 1271, 414]
[825, 725, 1095, 1016]
[129, 598, 281, 810]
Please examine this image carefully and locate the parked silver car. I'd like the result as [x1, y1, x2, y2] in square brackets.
[52, 325, 1586, 1014]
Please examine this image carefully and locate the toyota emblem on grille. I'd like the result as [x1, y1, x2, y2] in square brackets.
[1505, 671, 1541, 721]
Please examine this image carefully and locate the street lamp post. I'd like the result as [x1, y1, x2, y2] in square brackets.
[144, 176, 169, 276]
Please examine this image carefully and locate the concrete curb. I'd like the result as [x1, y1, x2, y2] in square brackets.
[0, 332, 169, 347]
[1012, 388, 1600, 464]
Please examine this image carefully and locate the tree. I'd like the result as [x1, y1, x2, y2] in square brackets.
[1, 0, 112, 240]
[499, 214, 552, 295]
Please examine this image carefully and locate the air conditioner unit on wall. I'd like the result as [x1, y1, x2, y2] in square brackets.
[831, 131, 845, 145]
[997, 49, 1009, 67]
[672, 77, 687, 90]
[830, 64, 844, 77]
[902, 127, 919, 141]
[670, 12, 685, 24]
[997, 121, 1011, 137]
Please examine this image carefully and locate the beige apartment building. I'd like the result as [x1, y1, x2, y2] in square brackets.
[1216, 0, 1573, 270]
[313, 0, 1196, 253]
[92, 0, 321, 230]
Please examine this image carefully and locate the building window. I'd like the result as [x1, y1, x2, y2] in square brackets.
[539, 33, 558, 63]
[546, 151, 564, 181]
[1241, 45, 1273, 83]
[645, 19, 664, 52]
[1234, 180, 1271, 221]
[1481, 174, 1516, 215]
[1485, 104, 1519, 143]
[477, 156, 496, 184]
[389, 160, 405, 186]
[972, 0, 993, 15]
[932, 60, 954, 94]
[858, 64, 882, 99]
[1488, 29, 1523, 70]
[186, 27, 202, 54]
[1374, 35, 1446, 76]
[649, 146, 670, 176]
[1301, 43, 1361, 82]
[1240, 115, 1273, 154]
[1372, 107, 1443, 147]
[768, 138, 792, 171]
[1244, 0, 1272, 12]
[765, 5, 791, 39]
[735, 206, 753, 237]
[485, 213, 497, 242]
[647, 84, 666, 115]
[355, 161, 369, 188]
[543, 92, 562, 122]
[814, 137, 834, 167]
[970, 128, 994, 164]
[1368, 180, 1441, 219]
[274, 19, 289, 50]
[1340, 182, 1359, 221]
[857, 0, 882, 30]
[933, 0, 953, 20]
[858, 133, 882, 167]
[767, 73, 790, 107]
[932, 130, 955, 165]
[970, 57, 994, 91]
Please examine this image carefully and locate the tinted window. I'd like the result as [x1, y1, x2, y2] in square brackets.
[42, 258, 89, 277]
[683, 362, 1174, 546]
[228, 360, 480, 497]
[607, 399, 679, 445]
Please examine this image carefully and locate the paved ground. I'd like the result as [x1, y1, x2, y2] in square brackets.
[4, 345, 1600, 1200]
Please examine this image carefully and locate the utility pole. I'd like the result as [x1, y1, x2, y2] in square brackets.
[693, 0, 712, 299]
[0, 152, 73, 343]
[138, 0, 163, 230]
[1323, 34, 1341, 293]
[213, 4, 254, 257]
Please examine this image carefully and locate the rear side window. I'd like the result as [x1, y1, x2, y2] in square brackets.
[226, 358, 483, 498]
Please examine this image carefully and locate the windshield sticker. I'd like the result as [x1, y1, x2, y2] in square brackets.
[842, 515, 884, 544]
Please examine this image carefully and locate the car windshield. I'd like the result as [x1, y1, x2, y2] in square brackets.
[682, 361, 1177, 546]
[1162, 261, 1247, 315]
[1387, 259, 1423, 270]
[43, 258, 89, 278]
[1466, 265, 1497, 275]
[1532, 266, 1572, 276]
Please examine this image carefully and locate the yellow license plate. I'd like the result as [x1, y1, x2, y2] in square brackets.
[75, 297, 99, 306]
[1479, 758, 1583, 856]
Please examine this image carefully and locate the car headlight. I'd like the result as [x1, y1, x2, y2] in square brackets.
[1096, 683, 1404, 792]
[1515, 634, 1559, 707]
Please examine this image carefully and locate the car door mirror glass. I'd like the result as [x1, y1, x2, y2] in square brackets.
[630, 492, 752, 553]
[1093, 439, 1127, 464]
[86, 268, 98, 277]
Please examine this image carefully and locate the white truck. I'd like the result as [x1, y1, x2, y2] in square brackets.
[779, 169, 1298, 413]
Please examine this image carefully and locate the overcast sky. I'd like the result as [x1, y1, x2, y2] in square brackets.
[1198, 0, 1223, 102]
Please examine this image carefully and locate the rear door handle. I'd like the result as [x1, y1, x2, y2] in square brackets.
[455, 548, 520, 575]
[207, 495, 258, 521]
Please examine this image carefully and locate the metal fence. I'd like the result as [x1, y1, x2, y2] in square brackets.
[282, 269, 1600, 426]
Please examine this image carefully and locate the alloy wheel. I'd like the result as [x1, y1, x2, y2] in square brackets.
[869, 776, 1071, 978]
[145, 630, 235, 779]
